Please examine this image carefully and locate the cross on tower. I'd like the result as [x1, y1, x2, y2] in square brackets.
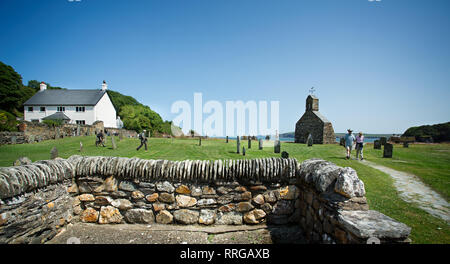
[309, 87, 316, 95]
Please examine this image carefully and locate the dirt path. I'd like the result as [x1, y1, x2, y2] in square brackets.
[362, 160, 450, 223]
[47, 223, 306, 244]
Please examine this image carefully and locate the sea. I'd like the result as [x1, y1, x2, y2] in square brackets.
[216, 136, 379, 143]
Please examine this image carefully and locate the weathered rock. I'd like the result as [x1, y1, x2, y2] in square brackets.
[80, 208, 99, 223]
[13, 157, 32, 166]
[176, 185, 191, 194]
[234, 186, 247, 192]
[218, 204, 235, 212]
[216, 212, 243, 225]
[234, 191, 252, 201]
[272, 200, 294, 215]
[217, 186, 231, 194]
[156, 181, 175, 193]
[263, 191, 278, 203]
[199, 209, 216, 225]
[261, 203, 273, 214]
[173, 209, 199, 224]
[191, 186, 203, 196]
[202, 186, 216, 195]
[334, 167, 366, 198]
[124, 209, 155, 224]
[131, 190, 145, 200]
[67, 184, 79, 194]
[99, 206, 123, 224]
[111, 199, 133, 210]
[337, 210, 411, 240]
[244, 209, 266, 224]
[104, 176, 118, 192]
[156, 210, 173, 224]
[78, 194, 95, 202]
[176, 195, 197, 207]
[146, 193, 159, 202]
[249, 185, 267, 192]
[95, 196, 113, 206]
[252, 194, 265, 205]
[197, 198, 216, 207]
[299, 159, 342, 193]
[119, 181, 136, 192]
[50, 147, 59, 159]
[153, 203, 166, 212]
[236, 202, 254, 212]
[278, 185, 299, 200]
[158, 192, 175, 203]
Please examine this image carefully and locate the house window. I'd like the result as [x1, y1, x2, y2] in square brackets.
[31, 119, 39, 123]
[76, 120, 86, 125]
[40, 107, 46, 112]
[28, 107, 33, 112]
[57, 106, 65, 112]
[76, 106, 85, 112]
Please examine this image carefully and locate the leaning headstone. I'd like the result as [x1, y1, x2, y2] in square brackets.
[383, 143, 393, 158]
[237, 136, 240, 154]
[258, 139, 263, 150]
[274, 140, 280, 153]
[76, 125, 81, 136]
[374, 140, 381, 149]
[242, 147, 246, 156]
[50, 147, 59, 159]
[307, 133, 313, 147]
[55, 128, 60, 139]
[11, 136, 17, 145]
[281, 151, 289, 159]
[226, 136, 229, 143]
[79, 142, 83, 152]
[403, 142, 409, 148]
[111, 136, 117, 149]
[380, 137, 387, 146]
[248, 138, 251, 149]
[119, 132, 123, 141]
[339, 137, 345, 146]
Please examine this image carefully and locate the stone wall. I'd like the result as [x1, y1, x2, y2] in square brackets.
[0, 156, 411, 244]
[0, 121, 137, 145]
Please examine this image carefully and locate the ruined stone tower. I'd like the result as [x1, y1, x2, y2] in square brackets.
[295, 95, 335, 144]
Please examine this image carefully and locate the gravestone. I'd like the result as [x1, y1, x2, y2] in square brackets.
[281, 151, 289, 159]
[380, 137, 387, 146]
[403, 142, 409, 148]
[258, 139, 263, 150]
[237, 136, 240, 154]
[374, 140, 381, 149]
[383, 143, 393, 158]
[199, 137, 202, 146]
[339, 137, 345, 146]
[248, 138, 251, 149]
[28, 135, 35, 143]
[111, 136, 117, 149]
[13, 157, 32, 166]
[242, 147, 246, 156]
[119, 132, 123, 141]
[307, 133, 313, 147]
[11, 136, 17, 145]
[76, 125, 80, 136]
[50, 147, 58, 159]
[226, 136, 229, 143]
[274, 140, 280, 153]
[56, 128, 60, 139]
[79, 142, 83, 152]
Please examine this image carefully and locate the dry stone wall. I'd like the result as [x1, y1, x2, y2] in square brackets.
[0, 156, 411, 244]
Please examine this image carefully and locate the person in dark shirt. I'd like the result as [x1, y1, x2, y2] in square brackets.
[96, 131, 105, 147]
[137, 130, 148, 151]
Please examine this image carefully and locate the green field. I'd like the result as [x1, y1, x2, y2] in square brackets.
[0, 136, 449, 244]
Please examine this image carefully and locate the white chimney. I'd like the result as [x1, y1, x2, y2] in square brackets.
[102, 80, 108, 90]
[40, 82, 47, 91]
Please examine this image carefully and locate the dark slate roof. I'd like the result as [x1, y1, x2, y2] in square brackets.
[312, 111, 331, 123]
[42, 112, 71, 120]
[23, 89, 106, 106]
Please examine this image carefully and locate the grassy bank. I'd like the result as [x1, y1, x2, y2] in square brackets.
[0, 137, 449, 243]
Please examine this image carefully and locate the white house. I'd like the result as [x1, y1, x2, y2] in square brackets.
[23, 81, 119, 128]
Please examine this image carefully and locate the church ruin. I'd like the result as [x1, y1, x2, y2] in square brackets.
[295, 95, 335, 144]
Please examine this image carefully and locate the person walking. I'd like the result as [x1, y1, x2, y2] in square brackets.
[96, 130, 105, 147]
[356, 132, 364, 160]
[137, 130, 148, 151]
[344, 129, 355, 159]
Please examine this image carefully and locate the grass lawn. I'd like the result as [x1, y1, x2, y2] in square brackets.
[0, 136, 449, 244]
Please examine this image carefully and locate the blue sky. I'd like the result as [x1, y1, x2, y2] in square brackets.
[1, 0, 449, 134]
